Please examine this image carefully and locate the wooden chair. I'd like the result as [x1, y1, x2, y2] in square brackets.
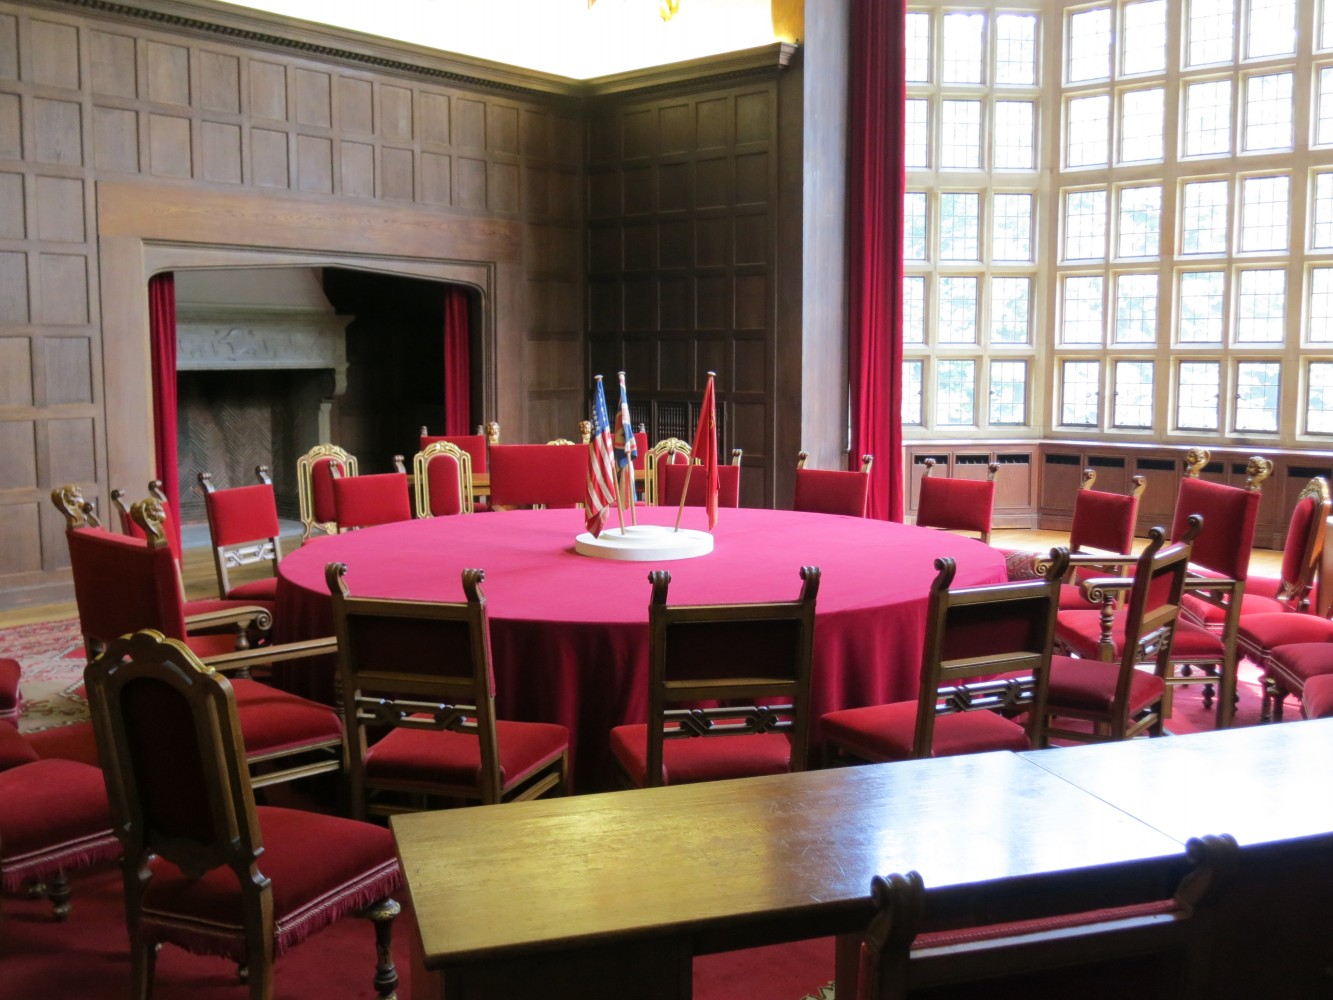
[1059, 468, 1147, 610]
[821, 550, 1067, 764]
[0, 723, 117, 921]
[1048, 520, 1200, 743]
[659, 448, 744, 508]
[85, 630, 402, 1000]
[609, 565, 820, 788]
[857, 833, 1238, 1000]
[487, 443, 586, 510]
[793, 452, 874, 517]
[326, 563, 569, 816]
[197, 466, 284, 608]
[914, 458, 999, 543]
[57, 492, 345, 791]
[401, 441, 474, 517]
[642, 437, 691, 505]
[296, 443, 357, 540]
[329, 466, 412, 529]
[419, 428, 492, 510]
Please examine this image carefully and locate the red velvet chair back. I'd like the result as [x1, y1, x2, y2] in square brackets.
[416, 445, 470, 517]
[630, 431, 649, 471]
[331, 472, 412, 530]
[1070, 488, 1139, 560]
[297, 444, 358, 540]
[311, 457, 343, 524]
[204, 482, 281, 548]
[1273, 477, 1330, 610]
[660, 462, 741, 508]
[794, 468, 870, 517]
[488, 444, 587, 509]
[65, 526, 188, 651]
[1171, 477, 1261, 580]
[420, 432, 488, 474]
[915, 475, 996, 542]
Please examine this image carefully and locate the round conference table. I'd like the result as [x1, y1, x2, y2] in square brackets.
[273, 507, 1007, 790]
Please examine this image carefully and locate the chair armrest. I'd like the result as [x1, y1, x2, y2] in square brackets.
[1182, 575, 1242, 598]
[1068, 552, 1138, 568]
[201, 636, 338, 674]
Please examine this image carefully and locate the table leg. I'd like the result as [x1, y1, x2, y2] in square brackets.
[835, 932, 862, 1000]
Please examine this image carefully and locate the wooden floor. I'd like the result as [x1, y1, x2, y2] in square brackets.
[0, 525, 1285, 631]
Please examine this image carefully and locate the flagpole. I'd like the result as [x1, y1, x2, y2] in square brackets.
[672, 462, 694, 532]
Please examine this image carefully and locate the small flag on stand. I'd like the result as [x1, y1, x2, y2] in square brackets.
[691, 372, 720, 531]
[584, 376, 619, 537]
[613, 372, 638, 512]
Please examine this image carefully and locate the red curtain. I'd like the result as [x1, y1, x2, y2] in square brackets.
[847, 0, 906, 522]
[443, 286, 471, 436]
[147, 273, 182, 554]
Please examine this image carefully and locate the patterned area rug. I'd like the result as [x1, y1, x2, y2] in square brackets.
[800, 984, 836, 1000]
[0, 618, 87, 733]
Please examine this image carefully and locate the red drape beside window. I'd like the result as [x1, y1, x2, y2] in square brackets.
[147, 272, 182, 554]
[848, 0, 906, 522]
[443, 286, 471, 436]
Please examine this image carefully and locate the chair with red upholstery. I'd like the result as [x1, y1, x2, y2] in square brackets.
[1057, 468, 1147, 611]
[85, 629, 401, 1000]
[296, 443, 358, 540]
[402, 441, 473, 517]
[327, 563, 569, 816]
[642, 437, 691, 505]
[56, 490, 345, 792]
[627, 427, 649, 502]
[420, 426, 495, 511]
[330, 466, 412, 530]
[0, 657, 20, 724]
[0, 722, 118, 920]
[1048, 519, 1200, 743]
[609, 565, 820, 788]
[821, 550, 1066, 765]
[487, 443, 587, 510]
[856, 833, 1237, 1000]
[793, 452, 874, 517]
[197, 466, 284, 610]
[914, 458, 999, 543]
[1302, 672, 1333, 718]
[659, 449, 744, 509]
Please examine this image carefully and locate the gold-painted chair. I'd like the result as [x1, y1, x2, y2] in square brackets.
[296, 443, 358, 540]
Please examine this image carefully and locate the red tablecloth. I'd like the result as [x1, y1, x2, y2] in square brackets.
[275, 507, 1007, 789]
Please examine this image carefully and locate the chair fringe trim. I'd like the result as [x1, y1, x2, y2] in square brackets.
[1, 831, 120, 891]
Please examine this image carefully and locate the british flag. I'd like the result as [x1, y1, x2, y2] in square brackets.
[584, 376, 620, 537]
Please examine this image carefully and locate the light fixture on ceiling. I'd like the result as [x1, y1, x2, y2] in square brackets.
[587, 0, 682, 22]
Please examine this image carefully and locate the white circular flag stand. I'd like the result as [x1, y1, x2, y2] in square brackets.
[574, 523, 713, 561]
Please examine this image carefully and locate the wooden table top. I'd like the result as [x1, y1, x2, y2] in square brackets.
[392, 751, 1183, 968]
[1021, 717, 1333, 848]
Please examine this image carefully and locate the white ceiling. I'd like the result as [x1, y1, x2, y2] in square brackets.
[219, 0, 777, 79]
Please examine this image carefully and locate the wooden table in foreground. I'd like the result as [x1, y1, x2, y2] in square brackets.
[391, 752, 1184, 1000]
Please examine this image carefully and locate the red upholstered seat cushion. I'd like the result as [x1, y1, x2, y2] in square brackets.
[0, 758, 117, 890]
[1238, 612, 1333, 655]
[1267, 642, 1333, 686]
[660, 463, 742, 508]
[140, 805, 401, 960]
[0, 720, 40, 770]
[1165, 619, 1225, 660]
[205, 484, 280, 547]
[228, 679, 342, 758]
[364, 720, 568, 792]
[1301, 674, 1333, 718]
[332, 473, 412, 529]
[820, 700, 1030, 763]
[1046, 655, 1165, 714]
[1056, 612, 1221, 662]
[609, 724, 793, 786]
[793, 469, 869, 517]
[1180, 586, 1286, 629]
[226, 576, 279, 603]
[0, 657, 20, 720]
[915, 476, 995, 535]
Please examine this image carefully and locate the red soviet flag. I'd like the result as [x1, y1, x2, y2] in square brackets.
[691, 373, 720, 531]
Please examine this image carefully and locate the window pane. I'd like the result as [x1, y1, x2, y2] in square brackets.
[1115, 273, 1160, 344]
[1188, 0, 1235, 67]
[1123, 0, 1167, 75]
[1067, 95, 1110, 167]
[1236, 268, 1286, 342]
[906, 11, 931, 84]
[1313, 173, 1333, 249]
[1061, 360, 1102, 425]
[1240, 175, 1289, 252]
[1325, 0, 1333, 48]
[1069, 7, 1113, 83]
[991, 277, 1032, 344]
[1319, 68, 1333, 147]
[995, 14, 1038, 86]
[990, 360, 1028, 424]
[936, 359, 977, 426]
[1185, 80, 1233, 157]
[1247, 0, 1296, 58]
[1235, 361, 1281, 431]
[1244, 73, 1294, 153]
[1307, 361, 1333, 432]
[1312, 267, 1333, 342]
[938, 276, 979, 343]
[1065, 189, 1108, 260]
[1177, 361, 1221, 429]
[993, 193, 1034, 261]
[904, 275, 926, 345]
[905, 99, 929, 169]
[994, 101, 1036, 169]
[942, 12, 985, 84]
[1062, 275, 1105, 344]
[905, 192, 928, 260]
[1181, 180, 1230, 254]
[941, 100, 983, 170]
[1119, 185, 1163, 257]
[1113, 361, 1155, 428]
[1179, 271, 1227, 343]
[1121, 88, 1165, 163]
[903, 360, 924, 425]
[940, 192, 981, 261]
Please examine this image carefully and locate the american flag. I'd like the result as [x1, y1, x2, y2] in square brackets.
[584, 376, 619, 537]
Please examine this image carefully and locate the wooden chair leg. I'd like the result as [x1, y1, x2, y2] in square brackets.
[366, 896, 401, 1000]
[47, 870, 72, 920]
